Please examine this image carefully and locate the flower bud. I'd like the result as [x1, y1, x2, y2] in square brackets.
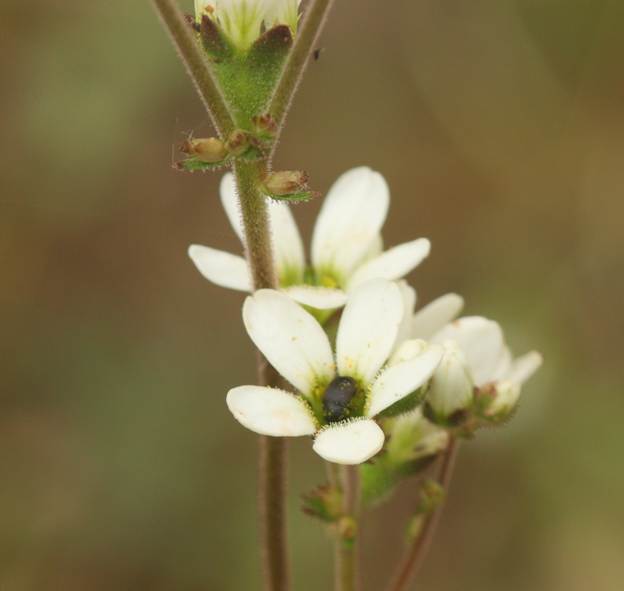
[426, 342, 474, 421]
[180, 137, 228, 163]
[483, 379, 521, 418]
[263, 170, 309, 196]
[225, 129, 251, 156]
[196, 0, 265, 51]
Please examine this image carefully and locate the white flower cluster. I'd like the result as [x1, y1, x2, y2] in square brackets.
[195, 0, 301, 50]
[190, 167, 542, 464]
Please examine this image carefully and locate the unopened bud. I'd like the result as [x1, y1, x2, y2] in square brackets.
[180, 137, 227, 163]
[252, 113, 278, 137]
[263, 170, 309, 196]
[225, 129, 250, 156]
[426, 342, 474, 422]
[484, 380, 521, 418]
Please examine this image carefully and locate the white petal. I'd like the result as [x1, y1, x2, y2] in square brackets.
[362, 234, 384, 261]
[227, 385, 317, 437]
[367, 343, 443, 417]
[243, 290, 335, 395]
[313, 419, 385, 465]
[311, 167, 389, 279]
[347, 239, 431, 289]
[268, 201, 305, 283]
[427, 342, 474, 418]
[505, 351, 543, 385]
[411, 293, 465, 340]
[432, 316, 507, 386]
[394, 280, 417, 350]
[283, 286, 347, 310]
[336, 280, 403, 384]
[188, 244, 251, 291]
[219, 173, 245, 243]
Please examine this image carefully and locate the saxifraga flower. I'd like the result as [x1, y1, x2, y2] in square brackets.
[226, 280, 444, 464]
[189, 167, 432, 310]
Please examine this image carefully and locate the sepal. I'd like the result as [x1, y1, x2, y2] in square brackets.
[302, 484, 343, 523]
[200, 14, 233, 61]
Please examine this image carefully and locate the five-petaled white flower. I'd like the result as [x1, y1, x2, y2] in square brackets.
[226, 280, 444, 464]
[195, 0, 301, 50]
[403, 292, 543, 418]
[189, 167, 431, 310]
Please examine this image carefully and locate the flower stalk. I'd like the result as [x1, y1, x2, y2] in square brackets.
[151, 0, 235, 138]
[385, 437, 459, 591]
[336, 464, 360, 591]
[270, 0, 335, 136]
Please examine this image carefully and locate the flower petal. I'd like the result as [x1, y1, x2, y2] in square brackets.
[243, 290, 335, 395]
[268, 201, 305, 282]
[427, 342, 474, 418]
[347, 239, 431, 289]
[220, 173, 245, 243]
[283, 285, 348, 310]
[367, 342, 443, 417]
[505, 351, 542, 385]
[188, 245, 251, 291]
[432, 316, 507, 386]
[394, 280, 417, 350]
[336, 280, 403, 384]
[311, 167, 389, 279]
[227, 385, 317, 437]
[313, 419, 385, 465]
[411, 293, 464, 340]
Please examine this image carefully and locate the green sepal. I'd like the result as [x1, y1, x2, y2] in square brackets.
[247, 24, 293, 71]
[267, 191, 315, 203]
[211, 25, 292, 127]
[360, 454, 401, 506]
[200, 14, 233, 61]
[175, 156, 230, 172]
[378, 387, 426, 419]
[302, 484, 343, 523]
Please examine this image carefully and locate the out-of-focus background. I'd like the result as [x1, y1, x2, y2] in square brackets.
[2, 0, 623, 589]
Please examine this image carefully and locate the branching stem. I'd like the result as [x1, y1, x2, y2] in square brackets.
[152, 2, 336, 590]
[385, 438, 459, 591]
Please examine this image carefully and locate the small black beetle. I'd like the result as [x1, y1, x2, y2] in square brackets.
[323, 376, 357, 422]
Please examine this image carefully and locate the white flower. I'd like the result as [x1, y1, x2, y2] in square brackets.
[189, 167, 432, 310]
[405, 293, 542, 417]
[195, 0, 301, 49]
[226, 280, 444, 464]
[195, 0, 266, 50]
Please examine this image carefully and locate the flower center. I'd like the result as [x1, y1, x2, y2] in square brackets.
[322, 376, 357, 423]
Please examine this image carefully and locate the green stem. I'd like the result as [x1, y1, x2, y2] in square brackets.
[269, 0, 335, 132]
[151, 0, 235, 138]
[232, 159, 278, 290]
[385, 438, 459, 591]
[336, 465, 359, 591]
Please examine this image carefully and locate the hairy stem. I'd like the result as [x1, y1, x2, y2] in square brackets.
[270, 0, 335, 133]
[385, 438, 459, 591]
[151, 0, 235, 137]
[232, 159, 278, 290]
[235, 161, 288, 590]
[336, 465, 359, 591]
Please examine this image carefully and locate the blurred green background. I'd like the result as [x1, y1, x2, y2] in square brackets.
[2, 0, 623, 589]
